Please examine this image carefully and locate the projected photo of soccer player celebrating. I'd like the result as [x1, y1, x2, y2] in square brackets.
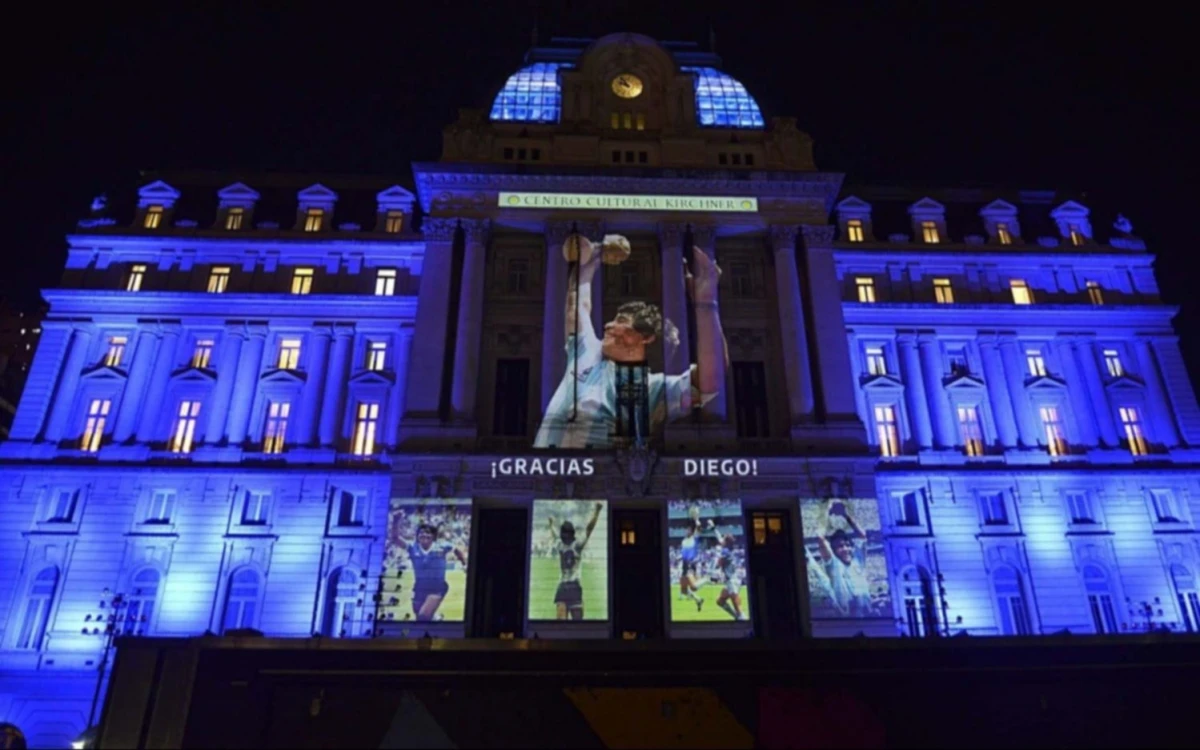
[814, 500, 871, 617]
[668, 500, 751, 623]
[534, 233, 727, 448]
[384, 499, 472, 622]
[528, 499, 610, 622]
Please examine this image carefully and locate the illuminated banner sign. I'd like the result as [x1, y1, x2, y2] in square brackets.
[498, 192, 758, 212]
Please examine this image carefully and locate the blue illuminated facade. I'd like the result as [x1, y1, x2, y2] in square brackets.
[3, 32, 1200, 748]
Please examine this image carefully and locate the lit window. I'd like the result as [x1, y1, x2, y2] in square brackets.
[506, 258, 529, 294]
[384, 211, 403, 233]
[225, 207, 244, 231]
[241, 492, 271, 525]
[865, 346, 887, 376]
[262, 401, 290, 454]
[366, 341, 387, 372]
[1119, 407, 1147, 456]
[1069, 225, 1084, 246]
[933, 278, 954, 304]
[958, 405, 984, 457]
[277, 338, 301, 370]
[207, 266, 231, 293]
[147, 490, 175, 524]
[980, 492, 1008, 525]
[856, 277, 876, 303]
[1010, 279, 1032, 305]
[1086, 280, 1104, 305]
[375, 268, 397, 296]
[1025, 348, 1047, 377]
[16, 567, 58, 650]
[874, 404, 900, 457]
[996, 223, 1012, 245]
[304, 208, 325, 232]
[352, 402, 380, 456]
[921, 220, 940, 244]
[337, 492, 367, 527]
[126, 264, 147, 292]
[48, 490, 77, 523]
[291, 267, 314, 295]
[1039, 406, 1068, 456]
[846, 219, 864, 243]
[636, 113, 645, 131]
[1149, 489, 1182, 523]
[611, 112, 619, 129]
[143, 206, 163, 229]
[1101, 348, 1124, 378]
[623, 112, 632, 129]
[192, 339, 215, 369]
[170, 400, 201, 454]
[1066, 491, 1094, 524]
[104, 336, 127, 367]
[81, 398, 111, 452]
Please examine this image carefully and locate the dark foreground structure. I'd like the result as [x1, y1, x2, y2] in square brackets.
[97, 634, 1199, 748]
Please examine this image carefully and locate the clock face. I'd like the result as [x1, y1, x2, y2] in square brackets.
[611, 73, 644, 99]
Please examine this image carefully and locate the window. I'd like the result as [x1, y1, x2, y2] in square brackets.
[493, 359, 530, 437]
[846, 219, 864, 242]
[733, 362, 770, 439]
[994, 567, 1033, 635]
[192, 339, 215, 369]
[730, 263, 752, 297]
[146, 490, 176, 524]
[225, 207, 244, 230]
[375, 268, 397, 296]
[262, 401, 290, 454]
[48, 489, 77, 523]
[277, 338, 301, 370]
[623, 112, 632, 129]
[384, 211, 403, 233]
[732, 153, 742, 165]
[865, 346, 887, 376]
[1083, 565, 1119, 634]
[1065, 491, 1095, 524]
[1119, 406, 1148, 455]
[893, 491, 922, 527]
[366, 341, 388, 372]
[124, 569, 160, 635]
[856, 277, 876, 303]
[1039, 405, 1068, 456]
[874, 404, 900, 457]
[104, 336, 128, 367]
[322, 567, 359, 638]
[222, 568, 260, 632]
[1102, 348, 1124, 378]
[16, 567, 58, 650]
[948, 349, 970, 376]
[81, 398, 111, 452]
[506, 258, 529, 294]
[241, 491, 271, 525]
[303, 208, 325, 232]
[619, 520, 637, 547]
[620, 266, 639, 296]
[207, 266, 231, 293]
[610, 112, 619, 129]
[1170, 565, 1200, 633]
[636, 113, 645, 131]
[1068, 225, 1084, 246]
[126, 264, 147, 292]
[718, 153, 728, 165]
[1025, 348, 1047, 377]
[902, 567, 938, 638]
[352, 402, 380, 456]
[611, 150, 621, 163]
[143, 205, 163, 229]
[745, 154, 754, 166]
[1149, 489, 1182, 523]
[291, 267, 314, 295]
[958, 405, 985, 456]
[170, 400, 201, 454]
[996, 223, 1012, 245]
[921, 220, 940, 244]
[1086, 280, 1104, 305]
[1010, 279, 1032, 305]
[979, 492, 1008, 525]
[336, 491, 367, 527]
[933, 278, 954, 304]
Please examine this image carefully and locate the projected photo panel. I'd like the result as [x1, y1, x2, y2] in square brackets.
[800, 497, 892, 619]
[668, 499, 751, 623]
[528, 499, 609, 622]
[382, 498, 473, 623]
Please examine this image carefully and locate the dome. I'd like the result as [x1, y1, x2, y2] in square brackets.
[488, 62, 765, 129]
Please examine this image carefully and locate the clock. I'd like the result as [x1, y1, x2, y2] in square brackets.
[611, 73, 644, 99]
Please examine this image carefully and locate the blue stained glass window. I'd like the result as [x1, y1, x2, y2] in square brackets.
[682, 66, 765, 128]
[489, 63, 569, 123]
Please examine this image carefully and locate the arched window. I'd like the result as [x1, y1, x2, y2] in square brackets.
[124, 568, 161, 635]
[900, 566, 939, 637]
[321, 567, 360, 638]
[222, 567, 261, 632]
[17, 567, 59, 649]
[1082, 564, 1119, 634]
[1171, 564, 1200, 633]
[993, 566, 1033, 636]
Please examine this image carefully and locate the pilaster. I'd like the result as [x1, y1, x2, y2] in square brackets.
[42, 326, 96, 443]
[404, 217, 457, 421]
[112, 329, 157, 443]
[450, 218, 490, 423]
[897, 333, 933, 450]
[319, 326, 355, 448]
[134, 325, 182, 445]
[224, 325, 267, 446]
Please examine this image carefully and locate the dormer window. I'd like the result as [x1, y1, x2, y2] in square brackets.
[384, 211, 403, 233]
[291, 267, 314, 295]
[304, 208, 325, 232]
[1069, 226, 1084, 246]
[225, 207, 245, 231]
[846, 219, 864, 243]
[856, 277, 877, 303]
[143, 205, 164, 229]
[207, 266, 231, 293]
[921, 221, 940, 244]
[996, 223, 1012, 245]
[1010, 279, 1032, 305]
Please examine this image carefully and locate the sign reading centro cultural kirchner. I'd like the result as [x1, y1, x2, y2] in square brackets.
[498, 191, 759, 212]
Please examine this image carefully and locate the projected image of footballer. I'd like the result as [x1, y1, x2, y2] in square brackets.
[385, 503, 471, 622]
[406, 523, 467, 621]
[678, 505, 714, 611]
[548, 502, 604, 620]
[714, 534, 745, 620]
[815, 500, 871, 617]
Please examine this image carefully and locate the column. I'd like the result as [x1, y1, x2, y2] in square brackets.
[298, 326, 333, 446]
[7, 325, 71, 443]
[319, 327, 354, 447]
[691, 223, 727, 421]
[112, 329, 158, 443]
[769, 225, 815, 422]
[998, 336, 1040, 447]
[387, 329, 414, 447]
[204, 327, 246, 444]
[658, 222, 692, 384]
[1073, 340, 1119, 447]
[1135, 338, 1183, 448]
[42, 327, 96, 443]
[135, 326, 181, 444]
[897, 334, 933, 450]
[541, 222, 570, 411]
[978, 337, 1019, 448]
[450, 218, 490, 421]
[918, 335, 955, 449]
[1148, 336, 1200, 446]
[1054, 338, 1098, 447]
[405, 217, 457, 419]
[224, 327, 267, 446]
[800, 225, 858, 420]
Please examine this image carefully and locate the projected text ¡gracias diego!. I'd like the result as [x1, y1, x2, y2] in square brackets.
[491, 457, 596, 478]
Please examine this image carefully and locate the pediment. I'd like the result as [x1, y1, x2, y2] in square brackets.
[297, 183, 339, 203]
[1050, 200, 1089, 218]
[861, 374, 904, 391]
[979, 199, 1018, 217]
[138, 180, 181, 201]
[259, 369, 307, 386]
[80, 365, 128, 382]
[907, 197, 945, 215]
[1104, 375, 1145, 391]
[218, 182, 261, 202]
[170, 367, 218, 384]
[945, 373, 987, 389]
[348, 370, 395, 387]
[376, 185, 416, 206]
[835, 195, 872, 214]
[1026, 375, 1067, 389]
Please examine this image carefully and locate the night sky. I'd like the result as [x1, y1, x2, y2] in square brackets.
[7, 3, 1194, 372]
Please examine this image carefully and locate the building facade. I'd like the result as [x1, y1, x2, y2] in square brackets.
[2, 33, 1199, 748]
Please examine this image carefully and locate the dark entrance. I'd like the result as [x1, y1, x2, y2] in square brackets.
[469, 507, 527, 637]
[746, 510, 800, 639]
[611, 508, 664, 638]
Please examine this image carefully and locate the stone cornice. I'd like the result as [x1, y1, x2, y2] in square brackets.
[843, 302, 1180, 330]
[833, 246, 1154, 266]
[65, 233, 425, 254]
[40, 290, 419, 323]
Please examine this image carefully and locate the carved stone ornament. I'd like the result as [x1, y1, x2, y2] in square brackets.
[768, 224, 799, 248]
[90, 194, 108, 214]
[800, 224, 836, 247]
[461, 218, 491, 245]
[421, 217, 458, 242]
[1113, 214, 1133, 235]
[615, 443, 659, 498]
